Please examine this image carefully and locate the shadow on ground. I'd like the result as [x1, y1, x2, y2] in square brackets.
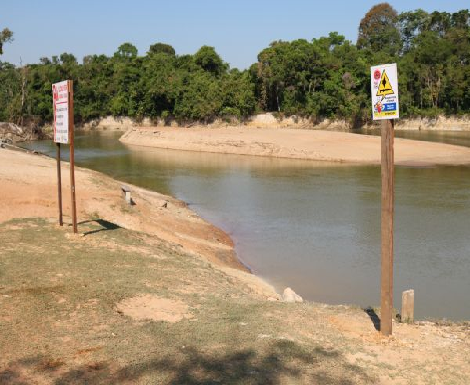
[364, 307, 381, 332]
[0, 340, 373, 384]
[80, 219, 121, 236]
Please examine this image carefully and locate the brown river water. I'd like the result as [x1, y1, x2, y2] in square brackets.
[22, 129, 470, 321]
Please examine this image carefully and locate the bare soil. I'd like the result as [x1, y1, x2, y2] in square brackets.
[116, 295, 193, 323]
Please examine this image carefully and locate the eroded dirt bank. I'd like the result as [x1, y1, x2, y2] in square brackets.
[0, 148, 265, 276]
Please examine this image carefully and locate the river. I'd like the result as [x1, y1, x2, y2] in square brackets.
[22, 129, 470, 321]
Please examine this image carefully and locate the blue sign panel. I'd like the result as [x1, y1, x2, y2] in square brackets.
[383, 103, 397, 111]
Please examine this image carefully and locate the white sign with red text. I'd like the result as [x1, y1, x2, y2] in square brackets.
[53, 80, 69, 144]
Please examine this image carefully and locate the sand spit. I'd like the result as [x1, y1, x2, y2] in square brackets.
[120, 126, 470, 167]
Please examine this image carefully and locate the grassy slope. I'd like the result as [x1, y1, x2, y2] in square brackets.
[0, 218, 469, 384]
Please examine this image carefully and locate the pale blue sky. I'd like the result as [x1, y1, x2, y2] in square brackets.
[1, 1, 469, 69]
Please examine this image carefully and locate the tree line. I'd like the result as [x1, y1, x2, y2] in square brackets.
[1, 4, 469, 127]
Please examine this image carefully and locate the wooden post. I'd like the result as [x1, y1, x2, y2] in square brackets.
[68, 80, 78, 234]
[402, 289, 414, 323]
[56, 143, 63, 226]
[381, 119, 394, 336]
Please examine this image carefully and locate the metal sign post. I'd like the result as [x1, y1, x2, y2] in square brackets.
[53, 80, 77, 234]
[371, 63, 399, 336]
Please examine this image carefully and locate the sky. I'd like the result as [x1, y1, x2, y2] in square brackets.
[1, 0, 469, 69]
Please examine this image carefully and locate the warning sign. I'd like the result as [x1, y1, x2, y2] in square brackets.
[377, 71, 394, 97]
[53, 80, 70, 144]
[371, 63, 399, 120]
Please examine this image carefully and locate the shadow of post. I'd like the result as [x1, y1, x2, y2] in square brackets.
[364, 307, 381, 332]
[82, 219, 121, 236]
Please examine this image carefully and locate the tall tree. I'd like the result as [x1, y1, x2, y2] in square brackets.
[398, 9, 429, 53]
[357, 3, 401, 56]
[0, 28, 13, 55]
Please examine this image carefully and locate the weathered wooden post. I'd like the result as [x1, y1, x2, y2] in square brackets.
[371, 64, 399, 336]
[380, 118, 394, 335]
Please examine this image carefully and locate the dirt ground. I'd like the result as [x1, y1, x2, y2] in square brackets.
[1, 148, 469, 384]
[120, 126, 470, 167]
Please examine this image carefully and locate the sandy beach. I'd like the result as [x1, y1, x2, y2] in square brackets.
[120, 126, 470, 166]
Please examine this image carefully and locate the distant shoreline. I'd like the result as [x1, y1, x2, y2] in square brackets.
[76, 114, 470, 133]
[4, 113, 470, 145]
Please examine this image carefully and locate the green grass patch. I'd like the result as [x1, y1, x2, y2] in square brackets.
[0, 218, 375, 384]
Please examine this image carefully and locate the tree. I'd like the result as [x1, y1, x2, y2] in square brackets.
[194, 46, 226, 76]
[398, 9, 429, 53]
[1, 7, 470, 126]
[148, 43, 175, 56]
[59, 52, 77, 65]
[76, 55, 113, 120]
[141, 52, 178, 116]
[357, 3, 401, 56]
[174, 71, 223, 121]
[114, 43, 138, 59]
[0, 28, 13, 55]
[0, 62, 21, 121]
[221, 69, 256, 117]
[109, 58, 143, 116]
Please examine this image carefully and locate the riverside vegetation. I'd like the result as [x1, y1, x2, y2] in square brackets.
[1, 4, 470, 129]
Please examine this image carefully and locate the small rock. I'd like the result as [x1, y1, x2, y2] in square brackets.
[282, 287, 303, 303]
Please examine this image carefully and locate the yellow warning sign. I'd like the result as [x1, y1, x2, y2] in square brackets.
[376, 70, 394, 97]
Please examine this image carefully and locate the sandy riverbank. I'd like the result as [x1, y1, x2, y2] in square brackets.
[120, 126, 470, 166]
[0, 147, 276, 296]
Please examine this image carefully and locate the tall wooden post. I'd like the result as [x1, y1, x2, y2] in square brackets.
[68, 80, 78, 234]
[56, 143, 63, 226]
[380, 119, 394, 336]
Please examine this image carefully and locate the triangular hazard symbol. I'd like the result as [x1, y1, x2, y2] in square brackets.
[376, 70, 394, 97]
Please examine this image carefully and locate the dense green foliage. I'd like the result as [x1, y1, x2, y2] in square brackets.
[1, 5, 470, 126]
